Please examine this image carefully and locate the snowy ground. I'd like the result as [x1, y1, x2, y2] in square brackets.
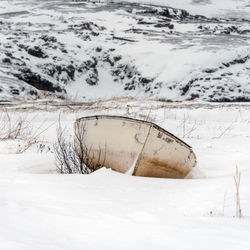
[0, 100, 249, 249]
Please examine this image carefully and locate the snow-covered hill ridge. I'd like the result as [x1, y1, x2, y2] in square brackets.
[112, 0, 250, 18]
[0, 100, 250, 249]
[0, 0, 250, 102]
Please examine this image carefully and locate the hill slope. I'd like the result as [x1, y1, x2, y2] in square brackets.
[0, 0, 250, 102]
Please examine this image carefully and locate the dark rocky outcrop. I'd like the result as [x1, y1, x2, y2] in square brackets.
[27, 46, 48, 58]
[14, 68, 64, 92]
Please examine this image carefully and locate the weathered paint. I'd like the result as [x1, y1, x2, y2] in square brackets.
[74, 115, 197, 178]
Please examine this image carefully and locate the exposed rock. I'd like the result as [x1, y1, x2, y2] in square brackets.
[27, 46, 48, 58]
[14, 68, 64, 92]
[10, 89, 19, 95]
[2, 58, 11, 64]
[86, 74, 98, 85]
[181, 79, 198, 96]
[203, 68, 217, 74]
[154, 23, 174, 29]
[40, 35, 57, 43]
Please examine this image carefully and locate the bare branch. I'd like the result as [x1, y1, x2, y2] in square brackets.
[54, 122, 106, 174]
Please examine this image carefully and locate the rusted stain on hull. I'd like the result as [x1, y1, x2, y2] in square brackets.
[74, 115, 197, 178]
[135, 157, 189, 179]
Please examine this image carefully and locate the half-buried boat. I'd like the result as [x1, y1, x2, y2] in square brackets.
[74, 115, 196, 178]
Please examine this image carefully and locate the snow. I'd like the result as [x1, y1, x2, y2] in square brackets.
[0, 0, 250, 247]
[114, 0, 250, 18]
[1, 0, 250, 102]
[0, 100, 249, 249]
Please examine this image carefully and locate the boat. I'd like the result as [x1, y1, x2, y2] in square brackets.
[74, 115, 196, 178]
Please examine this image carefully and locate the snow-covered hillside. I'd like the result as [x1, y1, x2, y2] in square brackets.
[113, 0, 250, 18]
[0, 100, 250, 249]
[0, 0, 250, 102]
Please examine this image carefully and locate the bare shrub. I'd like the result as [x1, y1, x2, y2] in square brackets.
[54, 123, 106, 174]
[0, 109, 46, 153]
[17, 122, 54, 154]
[75, 122, 106, 172]
[16, 117, 55, 154]
[16, 137, 39, 154]
[0, 109, 30, 140]
[178, 112, 197, 139]
[213, 120, 235, 139]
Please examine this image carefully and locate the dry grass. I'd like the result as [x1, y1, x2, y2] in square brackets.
[234, 165, 242, 218]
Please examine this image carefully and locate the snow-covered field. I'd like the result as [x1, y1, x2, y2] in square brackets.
[0, 100, 249, 250]
[0, 0, 250, 248]
[0, 0, 250, 102]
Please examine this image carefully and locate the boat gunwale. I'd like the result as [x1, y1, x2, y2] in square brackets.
[75, 115, 193, 149]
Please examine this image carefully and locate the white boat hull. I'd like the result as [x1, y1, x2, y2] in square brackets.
[74, 116, 196, 178]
